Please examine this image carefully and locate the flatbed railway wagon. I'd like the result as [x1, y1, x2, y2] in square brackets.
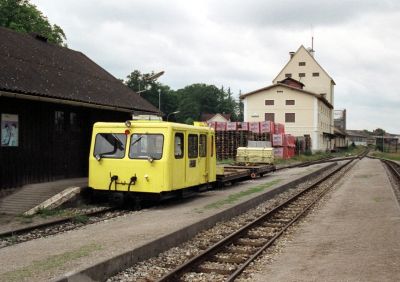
[89, 120, 217, 202]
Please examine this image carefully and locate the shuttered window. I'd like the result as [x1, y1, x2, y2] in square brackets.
[285, 113, 295, 123]
[265, 113, 275, 122]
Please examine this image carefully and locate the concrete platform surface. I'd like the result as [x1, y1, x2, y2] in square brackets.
[252, 157, 400, 281]
[0, 163, 331, 282]
[0, 178, 88, 215]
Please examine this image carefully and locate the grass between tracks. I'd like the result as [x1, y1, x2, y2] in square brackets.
[0, 243, 102, 281]
[370, 151, 400, 161]
[199, 179, 282, 211]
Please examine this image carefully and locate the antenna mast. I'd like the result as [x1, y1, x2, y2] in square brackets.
[312, 36, 314, 51]
[311, 25, 314, 51]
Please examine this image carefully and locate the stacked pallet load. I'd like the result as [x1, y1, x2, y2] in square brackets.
[206, 120, 295, 160]
[236, 146, 274, 164]
[272, 123, 296, 159]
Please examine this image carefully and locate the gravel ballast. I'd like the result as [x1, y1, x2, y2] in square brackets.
[0, 164, 332, 282]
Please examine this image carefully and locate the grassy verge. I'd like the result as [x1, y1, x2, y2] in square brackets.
[369, 150, 400, 161]
[275, 145, 366, 166]
[0, 243, 102, 281]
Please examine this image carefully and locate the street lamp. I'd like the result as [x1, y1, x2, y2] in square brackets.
[167, 111, 180, 121]
[158, 89, 161, 111]
[136, 71, 165, 96]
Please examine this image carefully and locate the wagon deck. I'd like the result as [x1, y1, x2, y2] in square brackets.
[216, 163, 276, 185]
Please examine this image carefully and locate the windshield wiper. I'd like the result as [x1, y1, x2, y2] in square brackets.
[131, 135, 143, 146]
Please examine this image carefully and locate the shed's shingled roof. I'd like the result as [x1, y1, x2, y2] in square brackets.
[0, 27, 158, 113]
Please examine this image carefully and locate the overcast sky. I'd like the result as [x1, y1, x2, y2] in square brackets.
[31, 0, 400, 133]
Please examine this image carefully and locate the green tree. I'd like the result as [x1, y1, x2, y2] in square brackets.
[373, 128, 386, 136]
[125, 70, 178, 119]
[217, 87, 239, 121]
[0, 0, 66, 45]
[124, 71, 241, 123]
[237, 90, 244, 122]
[175, 84, 221, 123]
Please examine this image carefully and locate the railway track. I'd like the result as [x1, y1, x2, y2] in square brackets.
[106, 156, 361, 282]
[156, 158, 356, 282]
[0, 207, 132, 248]
[381, 159, 400, 202]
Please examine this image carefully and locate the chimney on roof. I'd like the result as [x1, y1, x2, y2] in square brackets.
[289, 51, 295, 59]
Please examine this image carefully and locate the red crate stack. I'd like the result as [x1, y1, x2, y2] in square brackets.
[249, 122, 260, 134]
[226, 122, 238, 131]
[274, 123, 285, 134]
[287, 147, 295, 158]
[207, 121, 216, 130]
[272, 124, 292, 159]
[272, 134, 284, 147]
[216, 122, 227, 131]
[260, 121, 275, 134]
[238, 122, 249, 131]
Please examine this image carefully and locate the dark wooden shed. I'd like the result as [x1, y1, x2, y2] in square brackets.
[0, 27, 158, 190]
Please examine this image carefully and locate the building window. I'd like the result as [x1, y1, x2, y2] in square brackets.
[285, 73, 292, 78]
[265, 113, 275, 122]
[285, 113, 295, 123]
[265, 100, 274, 106]
[55, 111, 64, 132]
[312, 72, 320, 77]
[277, 90, 283, 94]
[286, 100, 295, 105]
[299, 62, 306, 66]
[299, 73, 306, 77]
[70, 112, 81, 132]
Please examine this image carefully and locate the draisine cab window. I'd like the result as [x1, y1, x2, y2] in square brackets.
[129, 134, 164, 160]
[94, 133, 126, 159]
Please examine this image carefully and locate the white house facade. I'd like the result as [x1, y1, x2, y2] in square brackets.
[241, 45, 335, 151]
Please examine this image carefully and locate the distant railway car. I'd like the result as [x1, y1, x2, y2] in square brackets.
[89, 120, 216, 202]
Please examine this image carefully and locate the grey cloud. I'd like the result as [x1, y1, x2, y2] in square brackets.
[208, 0, 400, 28]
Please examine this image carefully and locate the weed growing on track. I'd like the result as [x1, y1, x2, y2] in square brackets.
[199, 179, 282, 211]
[73, 214, 89, 224]
[0, 243, 103, 281]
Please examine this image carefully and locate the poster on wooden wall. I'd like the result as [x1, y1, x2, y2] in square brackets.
[1, 114, 19, 147]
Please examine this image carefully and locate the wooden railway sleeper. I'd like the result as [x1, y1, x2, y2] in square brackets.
[236, 238, 268, 247]
[196, 263, 237, 275]
[225, 245, 257, 255]
[212, 253, 248, 264]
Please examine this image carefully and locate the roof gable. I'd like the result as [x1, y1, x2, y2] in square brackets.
[200, 113, 231, 122]
[0, 27, 158, 113]
[278, 77, 304, 89]
[272, 45, 335, 85]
